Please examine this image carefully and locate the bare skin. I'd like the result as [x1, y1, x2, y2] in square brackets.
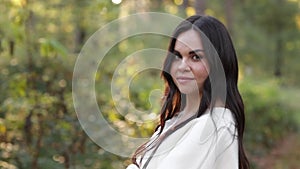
[170, 29, 209, 122]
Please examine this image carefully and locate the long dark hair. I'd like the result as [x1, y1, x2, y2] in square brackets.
[132, 15, 249, 169]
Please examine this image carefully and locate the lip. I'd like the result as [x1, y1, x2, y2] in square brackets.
[176, 76, 195, 83]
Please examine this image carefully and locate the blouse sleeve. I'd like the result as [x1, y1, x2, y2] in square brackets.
[214, 124, 239, 169]
[126, 164, 139, 169]
[126, 109, 239, 169]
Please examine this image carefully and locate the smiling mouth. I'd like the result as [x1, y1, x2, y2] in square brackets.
[176, 77, 195, 83]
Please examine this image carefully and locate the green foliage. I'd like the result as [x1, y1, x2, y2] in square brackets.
[38, 38, 68, 58]
[240, 77, 298, 156]
[0, 0, 299, 168]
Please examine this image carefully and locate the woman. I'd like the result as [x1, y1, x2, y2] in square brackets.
[126, 15, 249, 169]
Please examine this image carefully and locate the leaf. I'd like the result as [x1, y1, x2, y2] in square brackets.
[39, 38, 68, 58]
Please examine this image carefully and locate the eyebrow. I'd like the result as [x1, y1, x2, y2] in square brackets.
[188, 49, 205, 54]
[173, 49, 204, 54]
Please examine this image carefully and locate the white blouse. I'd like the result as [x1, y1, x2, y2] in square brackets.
[127, 108, 238, 169]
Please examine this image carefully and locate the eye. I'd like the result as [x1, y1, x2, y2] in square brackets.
[191, 54, 203, 61]
[172, 51, 182, 60]
[174, 54, 182, 60]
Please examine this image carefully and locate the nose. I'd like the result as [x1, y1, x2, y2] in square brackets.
[178, 58, 190, 72]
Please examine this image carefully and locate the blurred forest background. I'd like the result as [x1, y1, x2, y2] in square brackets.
[0, 0, 300, 168]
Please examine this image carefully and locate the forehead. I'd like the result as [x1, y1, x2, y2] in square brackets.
[174, 29, 203, 51]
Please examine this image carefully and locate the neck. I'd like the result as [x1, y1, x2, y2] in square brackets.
[180, 92, 202, 118]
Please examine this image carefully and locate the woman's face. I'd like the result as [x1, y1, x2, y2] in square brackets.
[170, 29, 209, 94]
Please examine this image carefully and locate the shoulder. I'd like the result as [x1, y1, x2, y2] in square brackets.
[193, 107, 235, 129]
[189, 108, 236, 143]
[211, 107, 236, 128]
[210, 108, 238, 146]
[126, 164, 139, 169]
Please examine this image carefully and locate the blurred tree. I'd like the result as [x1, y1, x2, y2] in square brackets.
[238, 0, 299, 78]
[0, 0, 124, 168]
[224, 0, 234, 34]
[0, 0, 299, 169]
[178, 0, 189, 17]
[194, 0, 206, 15]
[72, 0, 87, 53]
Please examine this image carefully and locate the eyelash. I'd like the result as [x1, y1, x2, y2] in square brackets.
[174, 54, 203, 61]
[174, 54, 181, 59]
[191, 54, 203, 60]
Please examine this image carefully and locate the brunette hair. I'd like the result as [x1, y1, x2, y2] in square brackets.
[132, 15, 249, 169]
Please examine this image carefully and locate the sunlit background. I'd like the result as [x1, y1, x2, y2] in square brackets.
[0, 0, 300, 168]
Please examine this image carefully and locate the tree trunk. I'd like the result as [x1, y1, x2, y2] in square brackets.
[224, 0, 234, 35]
[194, 0, 206, 15]
[32, 113, 44, 169]
[74, 24, 85, 53]
[274, 34, 283, 77]
[273, 0, 285, 77]
[0, 40, 2, 53]
[9, 40, 15, 56]
[73, 0, 86, 53]
[178, 0, 189, 17]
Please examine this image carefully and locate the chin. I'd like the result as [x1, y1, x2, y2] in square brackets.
[178, 87, 200, 95]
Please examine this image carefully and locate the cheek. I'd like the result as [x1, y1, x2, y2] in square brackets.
[193, 63, 209, 79]
[201, 59, 210, 74]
